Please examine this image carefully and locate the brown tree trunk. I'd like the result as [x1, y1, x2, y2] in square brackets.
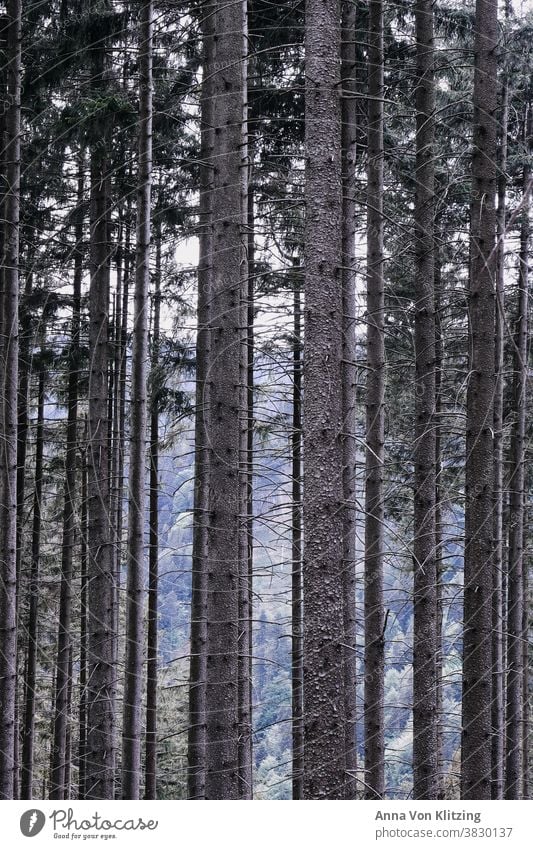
[122, 0, 153, 800]
[364, 0, 385, 800]
[461, 0, 498, 801]
[303, 0, 345, 800]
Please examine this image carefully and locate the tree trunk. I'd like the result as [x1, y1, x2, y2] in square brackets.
[122, 0, 153, 800]
[0, 0, 22, 800]
[203, 0, 248, 800]
[187, 1, 214, 800]
[50, 155, 84, 800]
[291, 264, 303, 800]
[364, 0, 385, 800]
[303, 0, 345, 800]
[78, 429, 88, 799]
[86, 23, 115, 799]
[412, 0, 437, 800]
[461, 0, 498, 801]
[491, 54, 509, 801]
[341, 0, 358, 800]
[435, 255, 444, 798]
[504, 104, 531, 800]
[144, 223, 161, 801]
[20, 367, 45, 799]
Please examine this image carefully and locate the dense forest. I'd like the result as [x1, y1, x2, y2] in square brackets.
[0, 0, 531, 801]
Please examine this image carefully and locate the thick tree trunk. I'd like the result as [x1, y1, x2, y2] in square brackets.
[291, 265, 303, 800]
[435, 256, 444, 798]
[0, 0, 21, 800]
[491, 59, 509, 801]
[144, 224, 161, 801]
[504, 107, 530, 800]
[461, 0, 498, 801]
[303, 0, 345, 800]
[187, 2, 214, 800]
[50, 157, 84, 800]
[20, 367, 45, 799]
[86, 25, 115, 799]
[122, 0, 153, 800]
[412, 0, 437, 800]
[203, 0, 248, 800]
[364, 0, 385, 800]
[341, 0, 358, 800]
[78, 431, 88, 799]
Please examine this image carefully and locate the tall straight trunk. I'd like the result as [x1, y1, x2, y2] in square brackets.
[412, 0, 437, 800]
[303, 0, 345, 800]
[187, 1, 214, 800]
[50, 157, 84, 800]
[0, 0, 21, 800]
[86, 19, 115, 800]
[504, 107, 530, 800]
[203, 0, 247, 800]
[238, 139, 254, 800]
[20, 367, 45, 799]
[492, 56, 509, 801]
[291, 265, 303, 800]
[364, 0, 385, 800]
[122, 0, 153, 800]
[341, 0, 358, 800]
[435, 256, 444, 798]
[78, 431, 88, 799]
[144, 224, 161, 801]
[461, 0, 498, 801]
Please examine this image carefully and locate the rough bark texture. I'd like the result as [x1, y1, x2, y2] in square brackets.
[78, 433, 89, 800]
[504, 108, 530, 800]
[144, 226, 161, 801]
[341, 0, 358, 800]
[413, 0, 437, 800]
[491, 56, 509, 801]
[86, 26, 115, 799]
[122, 0, 153, 800]
[20, 368, 45, 799]
[364, 0, 386, 800]
[187, 1, 214, 800]
[303, 0, 345, 800]
[50, 158, 84, 800]
[203, 0, 247, 800]
[461, 0, 498, 801]
[0, 0, 21, 800]
[291, 265, 303, 800]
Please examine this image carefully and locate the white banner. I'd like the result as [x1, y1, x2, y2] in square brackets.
[3, 800, 532, 849]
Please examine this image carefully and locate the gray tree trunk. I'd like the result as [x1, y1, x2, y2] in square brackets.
[413, 0, 437, 800]
[203, 0, 248, 800]
[291, 264, 303, 800]
[122, 0, 153, 800]
[303, 0, 345, 800]
[364, 0, 386, 800]
[0, 0, 21, 800]
[461, 0, 498, 801]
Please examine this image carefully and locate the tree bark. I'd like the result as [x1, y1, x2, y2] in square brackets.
[303, 0, 345, 800]
[50, 155, 84, 800]
[291, 264, 303, 800]
[341, 0, 358, 800]
[413, 0, 437, 800]
[78, 428, 88, 799]
[364, 0, 386, 800]
[0, 0, 21, 800]
[187, 1, 214, 800]
[461, 0, 498, 801]
[122, 0, 153, 800]
[203, 0, 248, 800]
[20, 366, 45, 799]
